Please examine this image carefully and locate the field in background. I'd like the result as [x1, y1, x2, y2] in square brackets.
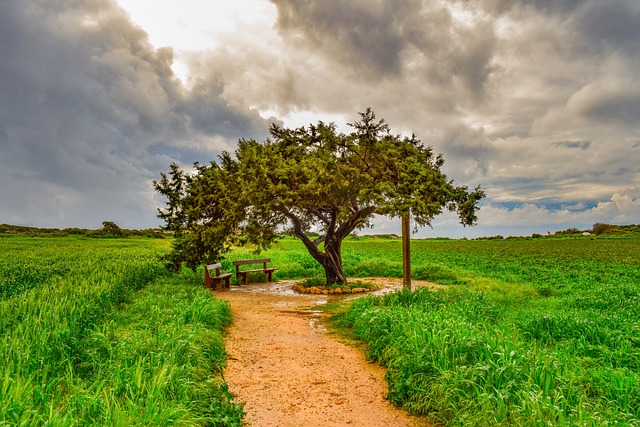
[0, 235, 242, 426]
[230, 235, 639, 290]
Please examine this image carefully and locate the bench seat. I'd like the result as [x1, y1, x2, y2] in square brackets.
[237, 268, 277, 274]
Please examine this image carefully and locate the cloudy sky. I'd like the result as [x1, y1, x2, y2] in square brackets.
[1, 0, 639, 238]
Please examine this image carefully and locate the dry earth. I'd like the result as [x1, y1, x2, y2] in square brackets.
[217, 279, 438, 427]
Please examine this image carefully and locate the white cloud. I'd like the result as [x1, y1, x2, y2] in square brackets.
[116, 0, 278, 83]
[478, 190, 640, 230]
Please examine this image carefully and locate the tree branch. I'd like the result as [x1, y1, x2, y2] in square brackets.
[282, 210, 325, 263]
[323, 206, 339, 247]
[313, 235, 326, 246]
[335, 205, 378, 240]
[308, 208, 331, 226]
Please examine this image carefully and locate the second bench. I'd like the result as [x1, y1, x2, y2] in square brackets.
[233, 258, 277, 284]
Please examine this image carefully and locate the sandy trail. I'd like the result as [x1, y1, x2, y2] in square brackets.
[217, 279, 435, 427]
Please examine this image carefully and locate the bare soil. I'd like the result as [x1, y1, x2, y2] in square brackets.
[217, 279, 438, 427]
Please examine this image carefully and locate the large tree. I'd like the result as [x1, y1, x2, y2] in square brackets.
[154, 109, 484, 284]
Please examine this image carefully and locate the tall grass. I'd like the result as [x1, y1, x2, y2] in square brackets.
[63, 273, 243, 426]
[330, 237, 640, 426]
[0, 236, 242, 426]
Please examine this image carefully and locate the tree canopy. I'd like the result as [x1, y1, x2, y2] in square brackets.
[154, 109, 485, 283]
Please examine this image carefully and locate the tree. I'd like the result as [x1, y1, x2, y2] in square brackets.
[154, 109, 485, 283]
[99, 221, 123, 237]
[153, 161, 239, 271]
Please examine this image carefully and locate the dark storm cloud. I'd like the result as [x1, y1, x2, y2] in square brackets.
[552, 140, 591, 150]
[272, 0, 410, 77]
[270, 0, 496, 103]
[0, 0, 271, 228]
[183, 77, 271, 139]
[576, 1, 640, 51]
[474, 0, 585, 16]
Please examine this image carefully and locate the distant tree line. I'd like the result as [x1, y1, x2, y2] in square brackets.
[2, 222, 636, 241]
[0, 221, 166, 238]
[591, 223, 639, 236]
[474, 223, 639, 240]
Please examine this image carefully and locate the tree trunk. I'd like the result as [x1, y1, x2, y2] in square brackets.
[284, 207, 376, 286]
[322, 259, 347, 285]
[321, 236, 347, 285]
[321, 250, 347, 285]
[402, 213, 412, 291]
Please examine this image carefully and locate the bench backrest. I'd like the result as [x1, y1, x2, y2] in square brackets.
[232, 258, 271, 267]
[205, 263, 222, 277]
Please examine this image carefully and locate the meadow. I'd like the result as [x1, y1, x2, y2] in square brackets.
[233, 235, 640, 426]
[0, 235, 242, 426]
[2, 232, 639, 426]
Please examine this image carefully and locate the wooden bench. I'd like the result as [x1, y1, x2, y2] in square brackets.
[233, 258, 277, 284]
[204, 263, 232, 291]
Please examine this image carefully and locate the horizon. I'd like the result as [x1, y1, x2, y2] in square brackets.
[3, 221, 637, 241]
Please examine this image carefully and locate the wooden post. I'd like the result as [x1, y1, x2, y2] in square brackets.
[402, 213, 412, 290]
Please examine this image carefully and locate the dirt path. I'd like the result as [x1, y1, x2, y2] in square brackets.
[217, 279, 435, 427]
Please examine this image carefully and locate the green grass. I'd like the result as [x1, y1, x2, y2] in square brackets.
[4, 233, 640, 426]
[329, 237, 640, 426]
[0, 235, 242, 426]
[228, 236, 639, 288]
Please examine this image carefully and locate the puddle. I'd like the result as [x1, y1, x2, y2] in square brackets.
[228, 280, 300, 296]
[226, 278, 436, 302]
[308, 313, 327, 333]
[279, 309, 328, 333]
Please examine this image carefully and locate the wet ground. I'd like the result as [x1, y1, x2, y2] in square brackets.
[217, 279, 436, 427]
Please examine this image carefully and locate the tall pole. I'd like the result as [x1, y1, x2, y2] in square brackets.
[402, 213, 412, 290]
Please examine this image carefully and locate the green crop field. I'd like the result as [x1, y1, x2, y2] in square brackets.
[0, 235, 242, 426]
[2, 232, 639, 426]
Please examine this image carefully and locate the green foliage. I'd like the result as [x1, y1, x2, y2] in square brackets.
[298, 276, 326, 288]
[154, 109, 484, 284]
[593, 223, 639, 236]
[3, 233, 639, 426]
[153, 162, 245, 271]
[68, 276, 243, 426]
[92, 220, 124, 237]
[0, 237, 242, 426]
[552, 227, 584, 236]
[297, 276, 378, 291]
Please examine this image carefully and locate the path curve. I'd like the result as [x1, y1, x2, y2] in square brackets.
[217, 279, 435, 427]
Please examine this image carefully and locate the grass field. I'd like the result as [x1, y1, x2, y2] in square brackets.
[333, 237, 639, 426]
[0, 235, 242, 426]
[2, 233, 639, 426]
[232, 235, 640, 426]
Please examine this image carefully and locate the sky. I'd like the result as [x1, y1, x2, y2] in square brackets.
[1, 0, 639, 238]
